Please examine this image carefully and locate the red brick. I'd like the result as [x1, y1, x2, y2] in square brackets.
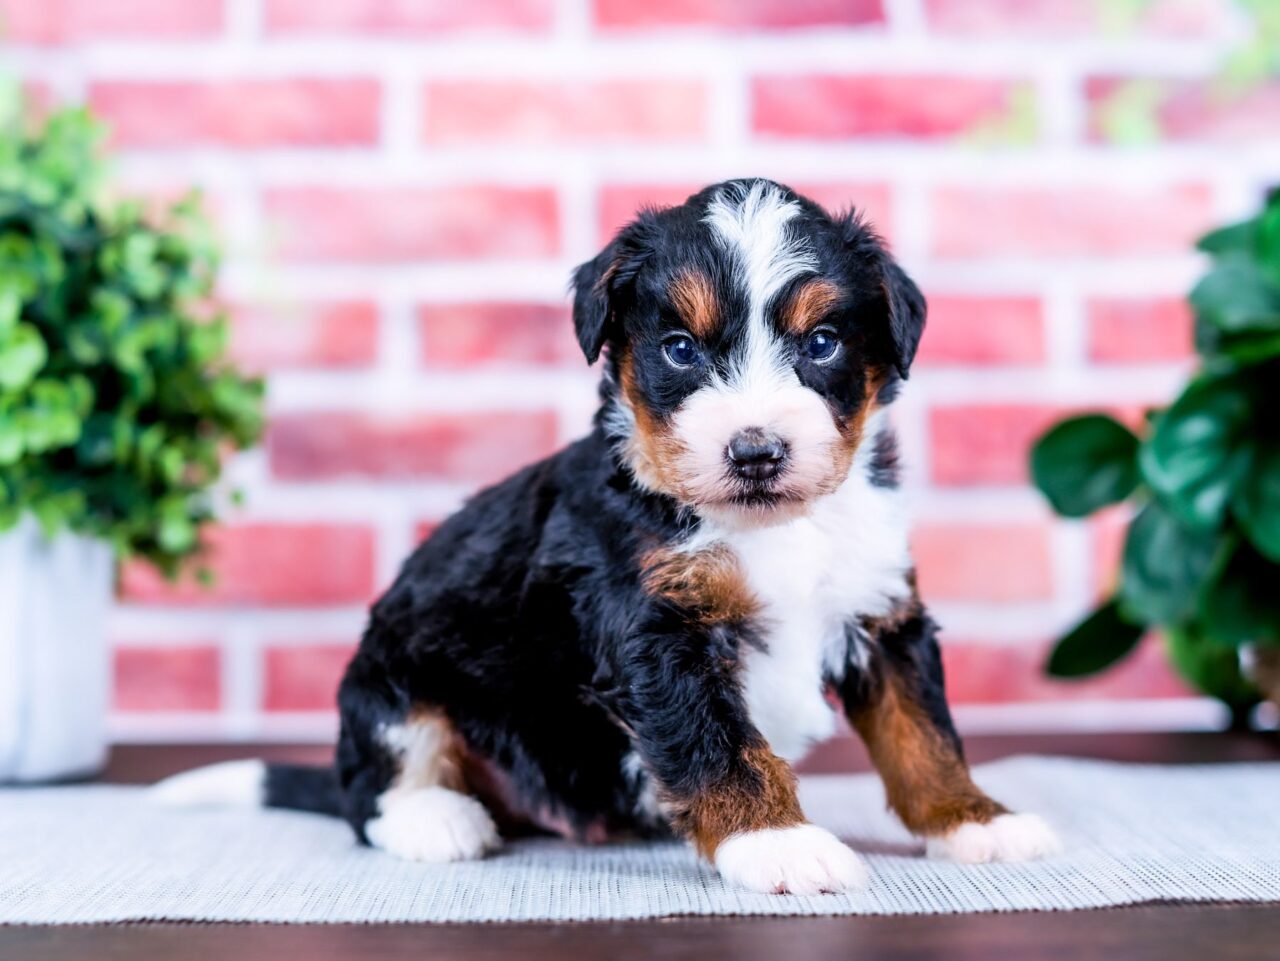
[594, 0, 883, 30]
[923, 0, 1225, 36]
[231, 300, 379, 371]
[597, 183, 700, 240]
[913, 523, 1053, 602]
[418, 303, 577, 368]
[268, 411, 560, 483]
[265, 0, 552, 33]
[264, 186, 559, 262]
[262, 644, 354, 712]
[931, 403, 1155, 486]
[0, 0, 222, 43]
[596, 181, 893, 243]
[942, 637, 1190, 704]
[931, 184, 1213, 258]
[113, 645, 221, 713]
[1087, 297, 1193, 364]
[1087, 76, 1280, 143]
[791, 182, 895, 235]
[929, 404, 1064, 486]
[89, 80, 380, 148]
[916, 295, 1045, 366]
[752, 75, 1031, 140]
[120, 524, 376, 607]
[425, 80, 707, 144]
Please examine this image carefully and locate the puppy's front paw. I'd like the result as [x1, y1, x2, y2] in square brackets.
[715, 824, 869, 895]
[926, 812, 1062, 864]
[365, 787, 501, 862]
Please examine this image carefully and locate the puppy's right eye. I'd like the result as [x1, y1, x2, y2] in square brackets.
[662, 334, 701, 369]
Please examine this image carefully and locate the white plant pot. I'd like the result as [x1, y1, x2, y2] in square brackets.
[0, 519, 114, 782]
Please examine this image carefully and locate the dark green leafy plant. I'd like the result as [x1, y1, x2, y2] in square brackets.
[0, 91, 263, 576]
[1031, 189, 1280, 712]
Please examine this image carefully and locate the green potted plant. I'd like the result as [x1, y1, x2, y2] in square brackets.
[0, 92, 263, 781]
[1030, 188, 1280, 726]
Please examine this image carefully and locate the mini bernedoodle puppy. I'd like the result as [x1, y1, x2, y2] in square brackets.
[157, 179, 1061, 895]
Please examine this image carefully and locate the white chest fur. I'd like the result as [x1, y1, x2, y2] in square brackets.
[697, 467, 913, 762]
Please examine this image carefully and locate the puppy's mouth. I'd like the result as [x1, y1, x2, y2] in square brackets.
[728, 475, 788, 501]
[710, 472, 807, 511]
[696, 480, 811, 527]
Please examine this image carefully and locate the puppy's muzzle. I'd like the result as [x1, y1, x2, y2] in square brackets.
[727, 428, 788, 482]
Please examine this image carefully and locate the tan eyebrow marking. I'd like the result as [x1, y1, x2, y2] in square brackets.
[668, 268, 721, 338]
[782, 278, 842, 335]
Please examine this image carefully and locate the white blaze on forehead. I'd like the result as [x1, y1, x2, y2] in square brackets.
[702, 181, 817, 394]
[703, 180, 817, 319]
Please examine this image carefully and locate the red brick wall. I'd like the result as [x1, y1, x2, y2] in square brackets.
[9, 0, 1267, 741]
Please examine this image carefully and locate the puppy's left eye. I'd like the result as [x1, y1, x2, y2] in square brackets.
[663, 334, 702, 369]
[804, 328, 840, 363]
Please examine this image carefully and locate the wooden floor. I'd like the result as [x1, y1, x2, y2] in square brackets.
[6, 731, 1278, 961]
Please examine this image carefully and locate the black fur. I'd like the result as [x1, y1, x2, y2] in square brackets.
[265, 764, 341, 816]
[836, 608, 963, 759]
[868, 428, 901, 489]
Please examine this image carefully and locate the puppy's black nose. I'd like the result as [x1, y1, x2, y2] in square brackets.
[727, 428, 787, 481]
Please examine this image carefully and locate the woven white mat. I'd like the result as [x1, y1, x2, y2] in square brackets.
[2, 756, 1278, 923]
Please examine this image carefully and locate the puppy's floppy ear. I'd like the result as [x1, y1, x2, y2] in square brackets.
[570, 243, 617, 365]
[836, 209, 927, 381]
[570, 217, 656, 364]
[879, 257, 926, 380]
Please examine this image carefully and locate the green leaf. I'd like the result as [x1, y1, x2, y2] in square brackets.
[1236, 443, 1280, 561]
[74, 413, 116, 467]
[66, 323, 107, 364]
[1190, 258, 1280, 334]
[1256, 195, 1280, 284]
[16, 379, 84, 452]
[1201, 327, 1280, 365]
[157, 444, 184, 485]
[1197, 218, 1256, 256]
[1031, 414, 1140, 517]
[0, 285, 20, 334]
[1139, 373, 1252, 529]
[1120, 500, 1221, 624]
[0, 415, 22, 464]
[66, 374, 93, 417]
[1197, 539, 1280, 645]
[0, 322, 47, 391]
[29, 488, 85, 538]
[1046, 599, 1145, 678]
[1165, 625, 1259, 707]
[157, 496, 197, 553]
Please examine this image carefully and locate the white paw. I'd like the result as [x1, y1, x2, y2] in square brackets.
[926, 812, 1062, 864]
[365, 787, 501, 863]
[715, 824, 869, 895]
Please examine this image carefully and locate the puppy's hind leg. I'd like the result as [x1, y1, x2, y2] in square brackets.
[337, 656, 499, 863]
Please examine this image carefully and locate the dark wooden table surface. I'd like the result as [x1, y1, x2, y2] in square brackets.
[6, 731, 1279, 961]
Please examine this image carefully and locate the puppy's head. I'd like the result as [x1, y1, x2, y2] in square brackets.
[573, 179, 924, 527]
